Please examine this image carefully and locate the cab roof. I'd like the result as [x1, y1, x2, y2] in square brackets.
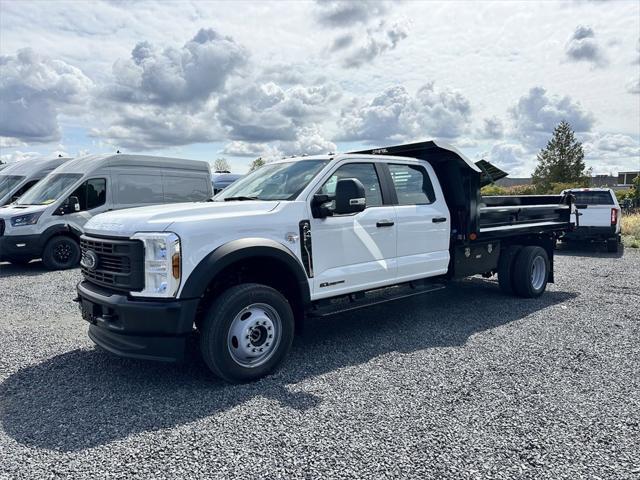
[0, 156, 72, 176]
[54, 153, 211, 174]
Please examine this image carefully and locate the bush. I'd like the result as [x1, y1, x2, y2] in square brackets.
[621, 213, 640, 248]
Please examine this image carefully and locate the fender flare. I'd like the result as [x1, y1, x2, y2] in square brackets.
[39, 224, 82, 248]
[180, 238, 311, 305]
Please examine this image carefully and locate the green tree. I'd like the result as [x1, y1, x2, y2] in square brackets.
[532, 121, 590, 190]
[248, 157, 265, 172]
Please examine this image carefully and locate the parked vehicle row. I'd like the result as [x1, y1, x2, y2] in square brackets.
[0, 154, 212, 269]
[75, 140, 579, 383]
[0, 156, 72, 206]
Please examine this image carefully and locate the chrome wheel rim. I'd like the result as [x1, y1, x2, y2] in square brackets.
[531, 256, 546, 290]
[227, 303, 281, 368]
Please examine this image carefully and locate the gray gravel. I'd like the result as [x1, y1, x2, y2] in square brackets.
[1, 247, 639, 479]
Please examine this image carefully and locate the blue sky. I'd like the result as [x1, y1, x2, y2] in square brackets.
[1, 0, 639, 176]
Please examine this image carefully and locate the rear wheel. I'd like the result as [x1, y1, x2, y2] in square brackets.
[512, 246, 549, 298]
[200, 283, 295, 383]
[42, 236, 81, 270]
[606, 238, 618, 253]
[497, 246, 521, 295]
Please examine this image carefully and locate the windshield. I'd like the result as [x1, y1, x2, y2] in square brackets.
[0, 175, 25, 199]
[215, 160, 329, 201]
[17, 173, 82, 205]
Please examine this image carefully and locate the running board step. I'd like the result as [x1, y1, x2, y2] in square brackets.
[309, 282, 446, 318]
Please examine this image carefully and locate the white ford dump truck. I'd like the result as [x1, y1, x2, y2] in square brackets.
[76, 141, 577, 382]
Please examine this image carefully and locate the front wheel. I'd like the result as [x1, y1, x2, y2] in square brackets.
[512, 246, 549, 298]
[200, 283, 295, 383]
[42, 236, 81, 270]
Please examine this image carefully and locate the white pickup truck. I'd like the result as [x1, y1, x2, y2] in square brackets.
[76, 141, 576, 382]
[560, 188, 622, 252]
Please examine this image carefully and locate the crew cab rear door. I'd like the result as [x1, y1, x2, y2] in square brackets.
[387, 162, 450, 281]
[309, 162, 397, 299]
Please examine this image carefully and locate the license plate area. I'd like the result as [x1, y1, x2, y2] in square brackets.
[80, 299, 101, 324]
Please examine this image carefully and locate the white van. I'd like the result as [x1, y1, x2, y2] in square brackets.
[0, 156, 72, 206]
[0, 153, 212, 269]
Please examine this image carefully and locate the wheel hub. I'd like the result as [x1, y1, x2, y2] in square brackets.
[227, 303, 281, 368]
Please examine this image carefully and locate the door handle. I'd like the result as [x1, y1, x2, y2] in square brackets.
[432, 217, 447, 223]
[376, 220, 395, 227]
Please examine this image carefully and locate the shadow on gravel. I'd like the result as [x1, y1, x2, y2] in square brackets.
[0, 261, 72, 278]
[0, 278, 577, 452]
[555, 241, 625, 259]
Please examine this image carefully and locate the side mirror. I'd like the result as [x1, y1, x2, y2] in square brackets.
[311, 193, 332, 218]
[69, 196, 80, 212]
[334, 178, 366, 215]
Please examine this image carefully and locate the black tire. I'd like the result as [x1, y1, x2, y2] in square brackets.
[497, 246, 521, 295]
[512, 246, 549, 298]
[606, 238, 618, 253]
[42, 236, 81, 270]
[200, 283, 295, 383]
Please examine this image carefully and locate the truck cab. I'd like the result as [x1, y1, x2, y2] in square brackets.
[76, 141, 576, 383]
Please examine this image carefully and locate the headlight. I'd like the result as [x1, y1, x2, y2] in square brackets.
[130, 232, 181, 298]
[10, 212, 43, 227]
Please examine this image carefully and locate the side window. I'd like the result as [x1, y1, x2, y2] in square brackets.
[117, 174, 163, 205]
[68, 178, 107, 211]
[389, 164, 435, 205]
[163, 175, 210, 202]
[319, 163, 383, 208]
[86, 178, 106, 209]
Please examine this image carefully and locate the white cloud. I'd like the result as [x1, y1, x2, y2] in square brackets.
[314, 0, 392, 27]
[222, 125, 336, 159]
[341, 21, 409, 68]
[481, 117, 504, 139]
[337, 83, 472, 142]
[0, 48, 93, 143]
[510, 87, 595, 149]
[103, 29, 248, 106]
[485, 142, 533, 177]
[218, 81, 341, 142]
[627, 76, 640, 95]
[564, 25, 608, 67]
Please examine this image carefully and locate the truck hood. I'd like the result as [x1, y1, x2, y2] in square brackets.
[84, 201, 280, 237]
[0, 203, 49, 219]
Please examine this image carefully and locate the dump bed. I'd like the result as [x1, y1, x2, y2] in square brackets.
[478, 195, 574, 239]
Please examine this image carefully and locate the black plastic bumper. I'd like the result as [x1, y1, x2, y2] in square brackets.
[563, 225, 618, 241]
[0, 233, 43, 261]
[77, 280, 199, 362]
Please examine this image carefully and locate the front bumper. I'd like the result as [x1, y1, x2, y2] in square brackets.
[0, 233, 43, 261]
[77, 280, 199, 362]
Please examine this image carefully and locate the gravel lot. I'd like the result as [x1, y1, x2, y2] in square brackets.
[1, 246, 638, 479]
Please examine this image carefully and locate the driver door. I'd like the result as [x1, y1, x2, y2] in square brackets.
[309, 162, 397, 299]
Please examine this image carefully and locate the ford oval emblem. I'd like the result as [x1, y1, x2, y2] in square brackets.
[81, 250, 98, 271]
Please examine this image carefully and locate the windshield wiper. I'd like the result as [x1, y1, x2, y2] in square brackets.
[223, 196, 260, 201]
[224, 196, 260, 201]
